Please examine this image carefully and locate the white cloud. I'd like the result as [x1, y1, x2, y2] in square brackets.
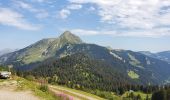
[70, 28, 170, 37]
[15, 1, 49, 19]
[71, 29, 118, 36]
[15, 1, 38, 12]
[71, 29, 101, 35]
[59, 9, 71, 19]
[68, 0, 170, 37]
[30, 0, 47, 3]
[67, 4, 82, 10]
[0, 8, 39, 30]
[35, 0, 45, 3]
[88, 6, 96, 11]
[58, 4, 82, 19]
[35, 10, 49, 19]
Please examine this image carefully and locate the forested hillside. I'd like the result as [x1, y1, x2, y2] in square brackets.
[25, 53, 133, 92]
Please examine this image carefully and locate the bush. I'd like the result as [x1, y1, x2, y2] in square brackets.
[151, 90, 166, 100]
[25, 75, 35, 81]
[39, 84, 48, 92]
[94, 90, 114, 99]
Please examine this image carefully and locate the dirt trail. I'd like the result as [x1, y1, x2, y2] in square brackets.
[0, 80, 40, 100]
[49, 85, 100, 100]
[0, 89, 40, 100]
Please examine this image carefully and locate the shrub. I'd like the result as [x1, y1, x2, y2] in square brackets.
[39, 84, 48, 92]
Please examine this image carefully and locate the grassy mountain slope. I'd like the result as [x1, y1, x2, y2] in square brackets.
[0, 31, 82, 65]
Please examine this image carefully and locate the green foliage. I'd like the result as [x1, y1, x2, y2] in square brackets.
[27, 53, 130, 93]
[151, 90, 167, 100]
[25, 75, 35, 81]
[146, 94, 149, 100]
[0, 65, 7, 71]
[128, 53, 142, 68]
[167, 89, 170, 100]
[128, 70, 139, 79]
[93, 90, 115, 100]
[152, 88, 170, 100]
[129, 92, 134, 98]
[21, 53, 165, 99]
[137, 94, 142, 100]
[38, 78, 49, 92]
[39, 84, 48, 92]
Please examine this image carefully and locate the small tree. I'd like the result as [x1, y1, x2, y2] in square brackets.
[152, 90, 166, 100]
[146, 94, 149, 100]
[8, 65, 13, 72]
[137, 94, 142, 100]
[166, 89, 170, 100]
[38, 78, 48, 92]
[129, 92, 134, 99]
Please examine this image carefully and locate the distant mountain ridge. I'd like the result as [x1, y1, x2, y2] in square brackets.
[139, 51, 170, 63]
[0, 31, 170, 85]
[0, 48, 17, 56]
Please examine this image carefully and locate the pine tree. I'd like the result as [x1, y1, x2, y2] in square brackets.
[152, 90, 167, 100]
[137, 94, 142, 100]
[146, 94, 149, 100]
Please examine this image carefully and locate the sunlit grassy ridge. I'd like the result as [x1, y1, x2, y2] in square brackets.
[128, 70, 139, 79]
[15, 31, 83, 64]
[128, 53, 143, 68]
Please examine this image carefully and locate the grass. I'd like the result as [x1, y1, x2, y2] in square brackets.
[0, 79, 5, 82]
[0, 78, 11, 84]
[1, 77, 152, 100]
[128, 53, 144, 68]
[15, 77, 58, 100]
[50, 84, 104, 100]
[122, 91, 152, 100]
[128, 70, 139, 79]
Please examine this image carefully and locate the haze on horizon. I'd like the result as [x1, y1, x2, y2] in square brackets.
[0, 0, 170, 52]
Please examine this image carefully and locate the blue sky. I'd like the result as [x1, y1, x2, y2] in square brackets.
[0, 0, 170, 52]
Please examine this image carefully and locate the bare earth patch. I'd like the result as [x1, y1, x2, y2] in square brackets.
[0, 80, 40, 100]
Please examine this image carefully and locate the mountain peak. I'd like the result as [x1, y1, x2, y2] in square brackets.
[59, 31, 83, 44]
[61, 31, 73, 36]
[60, 31, 77, 38]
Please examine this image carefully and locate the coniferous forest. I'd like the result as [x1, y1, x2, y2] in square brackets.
[13, 53, 170, 100]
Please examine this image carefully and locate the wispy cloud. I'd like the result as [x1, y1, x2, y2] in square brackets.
[70, 28, 170, 37]
[58, 4, 82, 19]
[0, 8, 40, 30]
[35, 10, 49, 19]
[15, 1, 38, 12]
[68, 0, 170, 37]
[59, 9, 71, 19]
[67, 4, 82, 10]
[14, 1, 49, 19]
[33, 0, 45, 3]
